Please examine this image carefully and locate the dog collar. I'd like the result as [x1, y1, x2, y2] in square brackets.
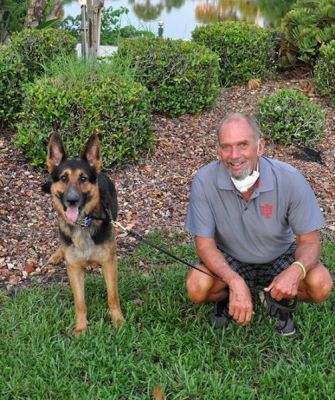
[76, 214, 111, 228]
[76, 216, 94, 227]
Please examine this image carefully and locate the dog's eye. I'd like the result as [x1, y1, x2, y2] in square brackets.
[60, 175, 68, 183]
[80, 176, 88, 184]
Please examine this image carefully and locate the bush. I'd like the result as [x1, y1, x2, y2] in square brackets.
[117, 38, 220, 117]
[16, 58, 153, 168]
[0, 28, 76, 124]
[280, 0, 335, 67]
[0, 47, 29, 124]
[255, 89, 324, 145]
[314, 40, 335, 106]
[192, 21, 275, 87]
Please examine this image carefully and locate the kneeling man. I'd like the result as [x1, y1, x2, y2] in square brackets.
[185, 113, 333, 335]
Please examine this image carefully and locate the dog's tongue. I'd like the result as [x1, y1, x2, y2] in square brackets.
[65, 206, 79, 223]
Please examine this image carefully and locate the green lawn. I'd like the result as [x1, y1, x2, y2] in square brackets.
[0, 236, 334, 399]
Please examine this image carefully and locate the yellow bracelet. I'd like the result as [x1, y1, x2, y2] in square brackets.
[292, 261, 306, 279]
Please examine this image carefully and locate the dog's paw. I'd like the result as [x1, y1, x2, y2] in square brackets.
[72, 326, 88, 336]
[113, 316, 125, 329]
[48, 247, 64, 265]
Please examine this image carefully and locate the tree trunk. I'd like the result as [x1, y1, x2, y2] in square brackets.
[24, 0, 48, 28]
[86, 0, 104, 60]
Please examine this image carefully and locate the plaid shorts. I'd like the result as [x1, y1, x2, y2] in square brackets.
[197, 243, 296, 288]
[221, 243, 296, 288]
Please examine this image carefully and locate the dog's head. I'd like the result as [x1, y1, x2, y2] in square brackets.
[42, 133, 102, 225]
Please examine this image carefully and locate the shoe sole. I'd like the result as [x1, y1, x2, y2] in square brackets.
[279, 328, 296, 336]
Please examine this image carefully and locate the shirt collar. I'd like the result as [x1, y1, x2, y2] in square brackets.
[216, 156, 274, 192]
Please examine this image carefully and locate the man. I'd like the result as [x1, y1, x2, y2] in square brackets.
[185, 112, 333, 335]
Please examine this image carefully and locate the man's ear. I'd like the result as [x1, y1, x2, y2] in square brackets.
[82, 135, 102, 172]
[47, 133, 66, 173]
[257, 138, 265, 157]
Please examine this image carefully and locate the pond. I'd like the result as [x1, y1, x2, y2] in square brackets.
[63, 0, 296, 40]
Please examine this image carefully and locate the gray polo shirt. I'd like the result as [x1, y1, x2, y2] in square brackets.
[185, 156, 324, 264]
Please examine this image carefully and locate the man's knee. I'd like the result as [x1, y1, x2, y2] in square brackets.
[186, 267, 216, 304]
[305, 263, 333, 303]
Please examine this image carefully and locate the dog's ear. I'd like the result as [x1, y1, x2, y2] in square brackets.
[82, 135, 102, 172]
[47, 133, 66, 173]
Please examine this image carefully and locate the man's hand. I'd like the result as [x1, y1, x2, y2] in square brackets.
[265, 264, 304, 301]
[228, 278, 253, 325]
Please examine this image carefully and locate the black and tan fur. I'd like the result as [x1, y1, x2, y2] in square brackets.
[43, 133, 124, 335]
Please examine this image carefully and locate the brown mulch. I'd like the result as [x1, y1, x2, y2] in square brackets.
[1, 71, 334, 293]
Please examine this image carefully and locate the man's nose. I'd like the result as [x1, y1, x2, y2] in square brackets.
[230, 146, 241, 158]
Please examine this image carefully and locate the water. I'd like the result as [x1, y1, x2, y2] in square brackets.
[63, 0, 295, 40]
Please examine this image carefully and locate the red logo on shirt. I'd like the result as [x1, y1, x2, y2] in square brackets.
[260, 203, 273, 218]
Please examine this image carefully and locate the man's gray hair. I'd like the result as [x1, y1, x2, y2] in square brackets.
[217, 112, 262, 141]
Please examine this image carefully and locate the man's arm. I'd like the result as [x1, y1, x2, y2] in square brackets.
[195, 236, 253, 325]
[294, 230, 321, 272]
[265, 230, 321, 300]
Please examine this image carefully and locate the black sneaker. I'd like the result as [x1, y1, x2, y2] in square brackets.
[277, 310, 296, 336]
[259, 290, 297, 336]
[208, 297, 231, 329]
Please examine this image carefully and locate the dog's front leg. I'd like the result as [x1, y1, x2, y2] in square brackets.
[66, 264, 88, 335]
[101, 253, 124, 328]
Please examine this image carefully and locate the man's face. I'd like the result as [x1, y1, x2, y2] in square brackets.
[218, 118, 264, 180]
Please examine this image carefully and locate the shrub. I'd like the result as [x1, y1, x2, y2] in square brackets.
[280, 0, 335, 67]
[117, 38, 220, 117]
[192, 21, 275, 87]
[255, 89, 324, 145]
[0, 28, 76, 124]
[9, 28, 76, 76]
[16, 58, 153, 168]
[0, 47, 29, 124]
[314, 40, 335, 106]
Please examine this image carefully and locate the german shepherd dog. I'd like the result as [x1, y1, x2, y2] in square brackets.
[42, 133, 124, 335]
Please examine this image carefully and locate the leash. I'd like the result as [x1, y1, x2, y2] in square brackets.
[111, 220, 225, 282]
[112, 221, 299, 312]
[75, 213, 223, 281]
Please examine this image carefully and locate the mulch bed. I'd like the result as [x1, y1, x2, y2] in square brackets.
[1, 70, 334, 293]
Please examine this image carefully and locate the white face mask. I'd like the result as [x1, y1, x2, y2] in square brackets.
[231, 164, 259, 193]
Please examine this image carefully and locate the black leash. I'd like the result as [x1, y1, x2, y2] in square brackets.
[120, 223, 299, 313]
[111, 220, 224, 283]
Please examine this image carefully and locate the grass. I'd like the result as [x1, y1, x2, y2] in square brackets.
[0, 235, 334, 399]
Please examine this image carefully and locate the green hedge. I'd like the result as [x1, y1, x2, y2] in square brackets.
[255, 89, 324, 145]
[117, 38, 220, 117]
[192, 21, 275, 87]
[16, 63, 153, 168]
[0, 28, 76, 124]
[314, 40, 335, 106]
